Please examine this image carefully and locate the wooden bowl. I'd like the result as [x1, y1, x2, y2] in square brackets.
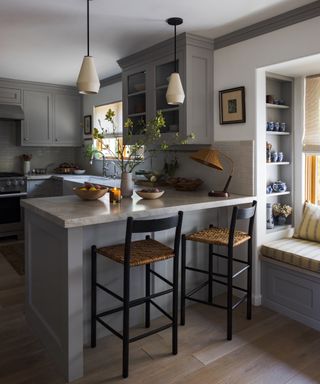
[73, 187, 109, 201]
[136, 190, 165, 200]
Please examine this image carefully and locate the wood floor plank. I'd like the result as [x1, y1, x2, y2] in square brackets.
[1, 250, 320, 384]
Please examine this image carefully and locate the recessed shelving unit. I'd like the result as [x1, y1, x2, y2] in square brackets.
[265, 73, 294, 234]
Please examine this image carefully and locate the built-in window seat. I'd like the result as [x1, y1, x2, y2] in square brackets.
[261, 237, 320, 331]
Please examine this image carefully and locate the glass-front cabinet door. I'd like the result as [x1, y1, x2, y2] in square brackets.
[126, 70, 146, 135]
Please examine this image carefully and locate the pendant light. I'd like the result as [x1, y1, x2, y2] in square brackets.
[77, 0, 100, 94]
[166, 17, 185, 105]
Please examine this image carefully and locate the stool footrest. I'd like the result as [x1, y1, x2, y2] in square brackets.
[150, 300, 173, 321]
[150, 269, 173, 287]
[186, 280, 209, 298]
[186, 296, 227, 310]
[232, 265, 250, 279]
[212, 251, 249, 265]
[232, 295, 248, 310]
[96, 283, 123, 302]
[129, 323, 173, 343]
[96, 317, 123, 340]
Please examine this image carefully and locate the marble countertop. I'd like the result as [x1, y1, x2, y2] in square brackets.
[21, 190, 255, 229]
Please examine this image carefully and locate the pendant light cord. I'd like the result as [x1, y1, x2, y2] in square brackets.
[87, 0, 90, 57]
[174, 24, 177, 72]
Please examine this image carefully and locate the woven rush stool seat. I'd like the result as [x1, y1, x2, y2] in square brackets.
[186, 227, 251, 247]
[97, 239, 174, 267]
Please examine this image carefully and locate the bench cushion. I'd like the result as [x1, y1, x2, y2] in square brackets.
[294, 201, 320, 243]
[261, 237, 320, 273]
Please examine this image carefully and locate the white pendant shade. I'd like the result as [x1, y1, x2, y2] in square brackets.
[166, 72, 185, 105]
[77, 56, 100, 95]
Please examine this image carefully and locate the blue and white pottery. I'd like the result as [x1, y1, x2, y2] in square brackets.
[268, 121, 274, 131]
[280, 122, 286, 132]
[271, 151, 278, 162]
[266, 185, 273, 194]
[272, 181, 287, 193]
[278, 152, 284, 162]
[274, 122, 280, 131]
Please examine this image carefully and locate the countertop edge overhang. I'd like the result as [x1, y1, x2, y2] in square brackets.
[21, 192, 256, 229]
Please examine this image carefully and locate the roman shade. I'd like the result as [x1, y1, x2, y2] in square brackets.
[304, 76, 320, 153]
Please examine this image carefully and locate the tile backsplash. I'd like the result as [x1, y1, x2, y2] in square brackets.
[0, 120, 77, 173]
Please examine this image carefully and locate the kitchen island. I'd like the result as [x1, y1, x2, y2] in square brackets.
[21, 190, 255, 382]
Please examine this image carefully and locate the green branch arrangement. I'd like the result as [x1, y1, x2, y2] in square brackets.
[88, 108, 195, 174]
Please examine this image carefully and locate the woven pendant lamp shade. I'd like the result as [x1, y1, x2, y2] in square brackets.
[191, 149, 224, 171]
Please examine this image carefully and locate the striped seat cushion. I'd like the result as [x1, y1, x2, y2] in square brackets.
[294, 202, 320, 242]
[261, 237, 320, 273]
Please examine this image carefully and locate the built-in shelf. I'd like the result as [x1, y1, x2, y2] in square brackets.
[157, 107, 179, 113]
[266, 191, 291, 197]
[266, 131, 290, 136]
[266, 162, 290, 166]
[267, 224, 292, 233]
[127, 112, 146, 118]
[128, 90, 146, 97]
[266, 103, 290, 109]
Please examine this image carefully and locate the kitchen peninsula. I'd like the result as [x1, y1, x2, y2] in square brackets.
[22, 190, 255, 382]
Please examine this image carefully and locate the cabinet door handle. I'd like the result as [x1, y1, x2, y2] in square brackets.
[24, 137, 29, 141]
[55, 138, 58, 142]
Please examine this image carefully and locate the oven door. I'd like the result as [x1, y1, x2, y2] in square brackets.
[0, 192, 27, 227]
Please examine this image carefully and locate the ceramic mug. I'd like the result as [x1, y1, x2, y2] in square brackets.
[280, 122, 286, 132]
[268, 121, 274, 131]
[278, 152, 284, 162]
[271, 151, 278, 162]
[266, 185, 273, 194]
[274, 122, 280, 131]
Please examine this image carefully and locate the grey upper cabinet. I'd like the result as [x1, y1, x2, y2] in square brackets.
[53, 94, 81, 146]
[118, 33, 214, 145]
[22, 90, 53, 145]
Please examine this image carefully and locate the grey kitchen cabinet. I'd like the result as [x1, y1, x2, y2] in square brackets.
[118, 33, 214, 145]
[21, 90, 81, 147]
[0, 86, 21, 104]
[53, 94, 81, 146]
[22, 90, 53, 145]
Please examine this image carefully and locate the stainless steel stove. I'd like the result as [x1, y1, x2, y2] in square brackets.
[0, 172, 27, 238]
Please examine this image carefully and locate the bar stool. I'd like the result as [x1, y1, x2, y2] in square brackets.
[180, 201, 257, 340]
[91, 211, 183, 378]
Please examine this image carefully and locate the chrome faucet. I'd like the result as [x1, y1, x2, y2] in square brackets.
[89, 150, 108, 177]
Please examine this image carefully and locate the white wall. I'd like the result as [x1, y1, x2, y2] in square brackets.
[214, 16, 320, 304]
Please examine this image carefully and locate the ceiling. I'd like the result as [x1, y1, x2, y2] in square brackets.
[0, 0, 315, 86]
[265, 54, 320, 77]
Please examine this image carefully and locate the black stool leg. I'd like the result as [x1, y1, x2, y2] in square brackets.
[172, 247, 179, 355]
[122, 262, 130, 378]
[227, 246, 233, 340]
[208, 245, 213, 303]
[91, 245, 97, 348]
[180, 234, 186, 326]
[247, 239, 252, 320]
[145, 264, 151, 328]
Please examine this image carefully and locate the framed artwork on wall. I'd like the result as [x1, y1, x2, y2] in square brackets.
[83, 115, 92, 135]
[219, 86, 246, 124]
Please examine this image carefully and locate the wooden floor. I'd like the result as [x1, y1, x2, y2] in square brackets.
[1, 248, 320, 384]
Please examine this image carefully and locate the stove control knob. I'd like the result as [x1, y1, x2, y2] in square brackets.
[20, 180, 25, 186]
[6, 180, 11, 187]
[12, 180, 18, 186]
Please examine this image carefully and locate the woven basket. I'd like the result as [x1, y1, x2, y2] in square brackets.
[167, 177, 203, 191]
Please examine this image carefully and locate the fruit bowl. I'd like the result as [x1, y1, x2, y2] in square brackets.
[136, 189, 165, 200]
[73, 169, 86, 175]
[73, 185, 109, 201]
